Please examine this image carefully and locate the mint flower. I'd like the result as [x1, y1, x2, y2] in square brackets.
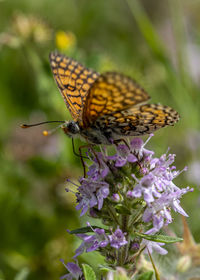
[108, 144, 137, 167]
[143, 187, 190, 234]
[60, 259, 82, 280]
[74, 227, 109, 258]
[65, 135, 192, 277]
[73, 223, 127, 258]
[141, 240, 168, 255]
[76, 178, 109, 216]
[108, 228, 128, 249]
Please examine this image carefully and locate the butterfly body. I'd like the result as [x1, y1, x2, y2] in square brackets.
[61, 121, 112, 144]
[50, 52, 179, 145]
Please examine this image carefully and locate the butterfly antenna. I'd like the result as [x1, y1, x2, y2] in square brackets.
[21, 120, 65, 128]
[43, 124, 65, 136]
[20, 120, 66, 136]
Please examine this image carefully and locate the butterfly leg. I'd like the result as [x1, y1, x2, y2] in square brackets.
[90, 146, 101, 169]
[79, 144, 102, 177]
[71, 139, 88, 159]
[79, 144, 99, 177]
[78, 144, 91, 177]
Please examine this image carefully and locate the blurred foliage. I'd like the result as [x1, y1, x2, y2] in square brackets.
[0, 0, 200, 279]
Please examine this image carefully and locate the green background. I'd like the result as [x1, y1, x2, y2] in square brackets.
[0, 0, 200, 279]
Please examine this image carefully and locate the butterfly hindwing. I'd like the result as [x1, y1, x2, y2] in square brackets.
[82, 72, 150, 127]
[94, 104, 180, 136]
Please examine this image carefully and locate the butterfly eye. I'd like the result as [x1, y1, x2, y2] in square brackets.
[64, 84, 76, 91]
[67, 121, 80, 134]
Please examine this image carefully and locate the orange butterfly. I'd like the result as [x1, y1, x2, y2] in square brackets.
[49, 52, 179, 145]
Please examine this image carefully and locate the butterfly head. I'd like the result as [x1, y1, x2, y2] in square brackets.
[61, 121, 80, 138]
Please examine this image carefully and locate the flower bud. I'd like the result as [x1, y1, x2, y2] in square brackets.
[176, 255, 191, 273]
[111, 193, 120, 202]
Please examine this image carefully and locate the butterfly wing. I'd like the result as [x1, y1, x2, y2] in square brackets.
[49, 52, 100, 123]
[82, 72, 150, 127]
[95, 104, 180, 136]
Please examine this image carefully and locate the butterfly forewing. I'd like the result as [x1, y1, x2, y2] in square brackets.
[95, 104, 180, 136]
[49, 52, 100, 123]
[82, 72, 150, 127]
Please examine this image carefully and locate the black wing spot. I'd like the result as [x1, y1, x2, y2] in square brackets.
[64, 84, 76, 91]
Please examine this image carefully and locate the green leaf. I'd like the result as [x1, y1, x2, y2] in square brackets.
[82, 264, 96, 280]
[115, 204, 131, 215]
[134, 232, 183, 243]
[136, 271, 154, 280]
[69, 226, 106, 235]
[99, 266, 112, 273]
[99, 267, 114, 278]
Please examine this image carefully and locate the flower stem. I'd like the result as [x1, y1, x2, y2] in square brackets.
[121, 215, 129, 264]
[106, 202, 120, 226]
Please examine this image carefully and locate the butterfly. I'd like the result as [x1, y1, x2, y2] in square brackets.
[49, 51, 179, 145]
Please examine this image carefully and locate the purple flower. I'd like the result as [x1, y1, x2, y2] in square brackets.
[111, 193, 120, 202]
[143, 186, 191, 234]
[107, 143, 137, 168]
[126, 190, 135, 199]
[130, 138, 144, 150]
[76, 178, 109, 216]
[131, 173, 160, 204]
[96, 185, 110, 210]
[108, 228, 128, 249]
[60, 259, 82, 280]
[65, 134, 192, 263]
[142, 240, 168, 255]
[131, 242, 140, 252]
[87, 152, 109, 180]
[130, 135, 154, 161]
[131, 151, 191, 206]
[74, 227, 109, 258]
[73, 224, 128, 258]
